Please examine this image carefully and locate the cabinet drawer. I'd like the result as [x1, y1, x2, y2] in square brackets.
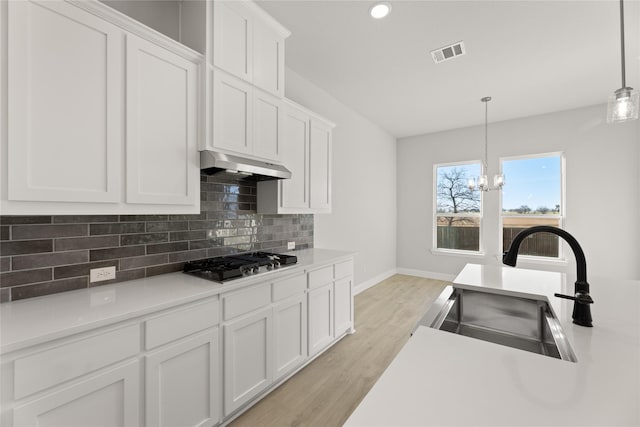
[146, 298, 219, 350]
[272, 273, 306, 302]
[223, 283, 271, 320]
[14, 324, 139, 399]
[334, 259, 354, 280]
[308, 265, 333, 289]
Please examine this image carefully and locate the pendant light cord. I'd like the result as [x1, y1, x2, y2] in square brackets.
[483, 98, 489, 173]
[620, 0, 626, 88]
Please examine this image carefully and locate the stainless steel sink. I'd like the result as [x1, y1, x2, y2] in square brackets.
[416, 286, 577, 362]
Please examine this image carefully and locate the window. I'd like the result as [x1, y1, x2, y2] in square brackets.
[500, 153, 564, 258]
[434, 162, 482, 252]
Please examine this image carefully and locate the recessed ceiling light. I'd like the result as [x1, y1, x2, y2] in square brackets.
[370, 2, 391, 19]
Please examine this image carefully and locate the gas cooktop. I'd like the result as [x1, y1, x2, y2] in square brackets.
[183, 251, 298, 283]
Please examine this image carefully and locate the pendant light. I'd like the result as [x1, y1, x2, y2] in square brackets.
[607, 0, 639, 123]
[468, 97, 504, 192]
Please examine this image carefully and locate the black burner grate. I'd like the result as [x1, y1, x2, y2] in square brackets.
[184, 252, 298, 282]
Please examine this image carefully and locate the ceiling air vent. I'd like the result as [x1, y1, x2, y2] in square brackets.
[430, 41, 466, 64]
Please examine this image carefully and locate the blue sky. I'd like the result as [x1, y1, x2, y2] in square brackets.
[501, 156, 561, 211]
[436, 156, 561, 212]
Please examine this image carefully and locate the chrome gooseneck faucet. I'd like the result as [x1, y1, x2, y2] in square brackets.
[502, 226, 594, 327]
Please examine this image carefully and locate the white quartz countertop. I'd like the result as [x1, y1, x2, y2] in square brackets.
[0, 248, 354, 354]
[345, 264, 640, 426]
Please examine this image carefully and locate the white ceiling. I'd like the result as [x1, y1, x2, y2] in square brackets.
[258, 0, 640, 138]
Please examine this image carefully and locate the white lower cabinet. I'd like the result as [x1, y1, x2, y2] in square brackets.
[145, 329, 220, 427]
[223, 306, 273, 416]
[0, 256, 354, 427]
[273, 293, 307, 380]
[307, 260, 355, 357]
[13, 361, 140, 427]
[307, 283, 334, 357]
[334, 277, 353, 337]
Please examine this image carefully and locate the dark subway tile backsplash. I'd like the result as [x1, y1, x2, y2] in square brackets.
[11, 277, 88, 301]
[0, 268, 53, 287]
[1, 226, 9, 241]
[11, 224, 88, 240]
[0, 175, 313, 301]
[12, 251, 89, 271]
[0, 239, 54, 256]
[90, 222, 146, 236]
[54, 235, 120, 251]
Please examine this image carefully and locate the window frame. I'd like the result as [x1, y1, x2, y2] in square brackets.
[498, 151, 566, 263]
[432, 160, 484, 255]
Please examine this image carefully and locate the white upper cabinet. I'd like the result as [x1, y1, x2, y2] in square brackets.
[257, 100, 335, 214]
[280, 104, 310, 210]
[309, 119, 332, 212]
[125, 34, 200, 206]
[213, 0, 252, 82]
[205, 1, 288, 162]
[212, 0, 289, 97]
[6, 0, 122, 204]
[253, 88, 283, 162]
[208, 67, 284, 162]
[211, 68, 254, 155]
[253, 17, 286, 98]
[1, 0, 203, 215]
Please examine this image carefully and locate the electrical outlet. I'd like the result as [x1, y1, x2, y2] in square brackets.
[90, 266, 116, 283]
[287, 241, 295, 250]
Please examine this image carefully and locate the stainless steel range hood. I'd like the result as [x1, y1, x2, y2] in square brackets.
[200, 151, 291, 180]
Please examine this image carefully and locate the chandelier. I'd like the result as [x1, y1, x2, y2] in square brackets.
[468, 97, 504, 192]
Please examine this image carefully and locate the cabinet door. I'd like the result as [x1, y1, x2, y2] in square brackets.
[253, 88, 282, 162]
[334, 277, 353, 336]
[223, 307, 272, 416]
[146, 329, 220, 427]
[253, 18, 284, 97]
[309, 119, 332, 211]
[273, 293, 307, 381]
[125, 35, 199, 205]
[212, 69, 253, 156]
[307, 283, 334, 356]
[213, 0, 252, 81]
[7, 0, 121, 203]
[13, 361, 139, 427]
[280, 105, 309, 209]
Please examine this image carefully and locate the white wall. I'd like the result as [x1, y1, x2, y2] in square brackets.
[285, 68, 398, 292]
[397, 104, 640, 281]
[101, 1, 181, 40]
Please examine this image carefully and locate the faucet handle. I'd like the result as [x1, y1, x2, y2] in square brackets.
[554, 292, 594, 305]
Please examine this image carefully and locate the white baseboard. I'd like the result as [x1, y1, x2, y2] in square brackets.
[396, 268, 456, 282]
[353, 268, 397, 295]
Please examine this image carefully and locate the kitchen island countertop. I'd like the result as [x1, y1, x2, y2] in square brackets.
[345, 264, 640, 426]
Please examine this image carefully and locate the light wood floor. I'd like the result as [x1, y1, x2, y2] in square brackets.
[229, 274, 449, 427]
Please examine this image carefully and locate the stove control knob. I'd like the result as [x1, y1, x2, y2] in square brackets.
[266, 264, 274, 271]
[253, 266, 260, 274]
